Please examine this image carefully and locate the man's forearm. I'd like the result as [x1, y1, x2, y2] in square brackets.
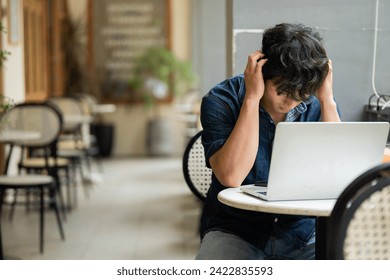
[320, 98, 341, 122]
[210, 99, 260, 187]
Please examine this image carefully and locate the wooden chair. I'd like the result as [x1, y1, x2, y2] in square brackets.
[327, 162, 390, 259]
[182, 131, 212, 201]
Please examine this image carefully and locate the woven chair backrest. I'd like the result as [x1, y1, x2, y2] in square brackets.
[1, 102, 62, 147]
[329, 163, 390, 259]
[182, 131, 212, 201]
[47, 97, 83, 132]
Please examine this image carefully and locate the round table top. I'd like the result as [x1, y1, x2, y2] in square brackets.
[64, 115, 93, 125]
[93, 104, 117, 114]
[0, 131, 40, 142]
[218, 186, 336, 217]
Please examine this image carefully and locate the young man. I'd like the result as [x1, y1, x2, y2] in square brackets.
[196, 23, 341, 260]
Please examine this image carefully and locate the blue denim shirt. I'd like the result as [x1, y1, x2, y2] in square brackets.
[200, 74, 333, 250]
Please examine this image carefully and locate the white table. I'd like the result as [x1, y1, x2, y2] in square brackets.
[0, 131, 40, 143]
[63, 115, 93, 125]
[218, 186, 337, 259]
[0, 131, 41, 173]
[218, 187, 336, 216]
[93, 104, 116, 114]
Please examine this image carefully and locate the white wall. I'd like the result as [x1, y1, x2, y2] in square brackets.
[1, 0, 25, 174]
[1, 0, 26, 103]
[191, 0, 227, 96]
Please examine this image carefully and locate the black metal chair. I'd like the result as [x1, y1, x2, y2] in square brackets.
[0, 102, 66, 256]
[71, 93, 104, 173]
[327, 162, 390, 259]
[47, 97, 94, 194]
[182, 131, 212, 201]
[46, 96, 95, 209]
[14, 101, 71, 217]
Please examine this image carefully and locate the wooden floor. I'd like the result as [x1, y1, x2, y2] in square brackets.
[1, 157, 202, 260]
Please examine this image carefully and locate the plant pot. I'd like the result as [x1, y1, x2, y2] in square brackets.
[146, 118, 173, 157]
[93, 123, 114, 157]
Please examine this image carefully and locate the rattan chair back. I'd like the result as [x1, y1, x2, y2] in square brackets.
[47, 97, 83, 133]
[328, 162, 390, 259]
[2, 102, 62, 148]
[182, 131, 212, 201]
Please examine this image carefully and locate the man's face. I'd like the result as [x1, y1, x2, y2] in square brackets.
[262, 80, 302, 114]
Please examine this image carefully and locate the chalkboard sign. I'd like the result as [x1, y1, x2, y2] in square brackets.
[92, 0, 170, 102]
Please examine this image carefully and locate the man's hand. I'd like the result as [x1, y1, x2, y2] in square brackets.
[317, 59, 341, 122]
[317, 59, 334, 102]
[209, 51, 267, 187]
[244, 51, 268, 103]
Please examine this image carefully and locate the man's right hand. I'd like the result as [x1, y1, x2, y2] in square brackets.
[244, 51, 268, 103]
[209, 51, 267, 187]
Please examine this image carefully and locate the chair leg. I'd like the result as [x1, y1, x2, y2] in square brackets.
[39, 186, 44, 254]
[39, 184, 65, 254]
[52, 192, 65, 241]
[0, 189, 3, 215]
[79, 162, 90, 199]
[70, 163, 78, 208]
[7, 188, 32, 221]
[53, 173, 67, 222]
[0, 190, 3, 260]
[8, 189, 17, 221]
[26, 189, 30, 213]
[65, 167, 72, 212]
[84, 151, 92, 178]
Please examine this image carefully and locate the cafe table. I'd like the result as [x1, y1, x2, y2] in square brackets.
[0, 130, 40, 260]
[93, 104, 116, 114]
[218, 150, 390, 259]
[218, 186, 336, 259]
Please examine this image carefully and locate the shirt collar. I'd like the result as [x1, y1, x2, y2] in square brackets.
[260, 95, 316, 123]
[285, 95, 315, 122]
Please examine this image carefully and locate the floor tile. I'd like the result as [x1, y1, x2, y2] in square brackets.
[1, 157, 202, 260]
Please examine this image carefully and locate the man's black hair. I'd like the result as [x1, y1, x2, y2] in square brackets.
[261, 23, 329, 101]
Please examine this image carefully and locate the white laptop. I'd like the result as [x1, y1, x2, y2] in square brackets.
[241, 122, 389, 201]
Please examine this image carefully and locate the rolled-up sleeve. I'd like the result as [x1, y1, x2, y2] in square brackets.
[200, 78, 242, 168]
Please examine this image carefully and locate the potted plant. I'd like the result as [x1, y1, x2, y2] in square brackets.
[0, 23, 12, 172]
[0, 24, 13, 121]
[129, 46, 196, 156]
[129, 46, 195, 113]
[0, 95, 13, 114]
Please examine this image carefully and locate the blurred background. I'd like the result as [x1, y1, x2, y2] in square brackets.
[2, 0, 390, 157]
[0, 0, 389, 260]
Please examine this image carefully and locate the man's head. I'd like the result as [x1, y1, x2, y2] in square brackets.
[261, 23, 329, 101]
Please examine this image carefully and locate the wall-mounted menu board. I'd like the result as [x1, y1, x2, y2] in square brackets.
[92, 0, 170, 102]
